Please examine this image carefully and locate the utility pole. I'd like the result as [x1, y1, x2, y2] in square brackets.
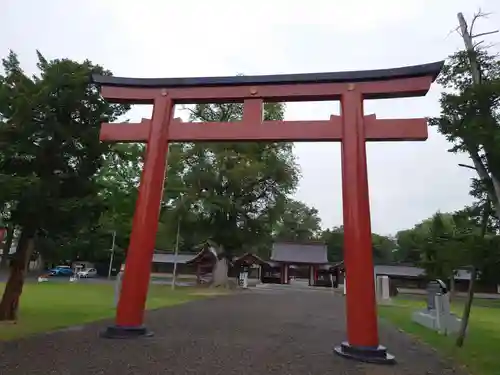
[171, 217, 181, 290]
[107, 230, 116, 279]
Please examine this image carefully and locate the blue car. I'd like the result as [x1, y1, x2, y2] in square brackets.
[49, 266, 74, 277]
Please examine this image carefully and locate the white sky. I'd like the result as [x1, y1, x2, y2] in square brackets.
[3, 0, 500, 235]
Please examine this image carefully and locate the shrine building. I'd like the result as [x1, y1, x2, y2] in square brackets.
[151, 241, 344, 288]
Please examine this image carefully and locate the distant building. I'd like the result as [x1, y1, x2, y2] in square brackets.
[150, 242, 499, 293]
[373, 264, 497, 293]
[264, 242, 343, 287]
[151, 245, 218, 284]
[151, 242, 344, 287]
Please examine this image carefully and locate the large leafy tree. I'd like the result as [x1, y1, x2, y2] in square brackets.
[165, 102, 300, 286]
[418, 212, 466, 292]
[395, 213, 463, 268]
[394, 229, 424, 264]
[273, 198, 322, 242]
[321, 226, 395, 263]
[394, 212, 467, 293]
[31, 143, 145, 269]
[321, 226, 344, 262]
[155, 143, 203, 252]
[0, 51, 128, 320]
[371, 233, 396, 264]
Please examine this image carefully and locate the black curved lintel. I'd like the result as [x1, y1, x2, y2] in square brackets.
[92, 61, 444, 89]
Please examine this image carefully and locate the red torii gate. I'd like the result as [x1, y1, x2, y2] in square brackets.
[92, 60, 443, 364]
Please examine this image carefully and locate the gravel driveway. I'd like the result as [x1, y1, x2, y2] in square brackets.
[0, 288, 467, 375]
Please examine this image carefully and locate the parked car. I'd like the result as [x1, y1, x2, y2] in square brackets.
[49, 265, 74, 277]
[77, 268, 97, 278]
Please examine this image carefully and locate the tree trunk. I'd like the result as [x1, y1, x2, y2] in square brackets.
[456, 267, 477, 347]
[455, 196, 489, 348]
[469, 150, 500, 220]
[0, 226, 14, 270]
[0, 228, 35, 321]
[211, 257, 229, 288]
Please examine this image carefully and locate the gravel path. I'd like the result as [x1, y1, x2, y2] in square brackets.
[0, 289, 468, 375]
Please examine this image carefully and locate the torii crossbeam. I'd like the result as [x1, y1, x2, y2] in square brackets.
[92, 60, 443, 365]
[100, 114, 428, 142]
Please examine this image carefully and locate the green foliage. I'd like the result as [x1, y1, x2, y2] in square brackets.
[395, 204, 500, 285]
[321, 226, 344, 262]
[321, 226, 395, 263]
[371, 233, 396, 263]
[456, 204, 500, 284]
[394, 229, 424, 263]
[429, 47, 500, 216]
[430, 49, 500, 156]
[0, 50, 129, 259]
[395, 212, 473, 280]
[273, 198, 322, 242]
[423, 32, 500, 288]
[418, 212, 466, 280]
[157, 102, 300, 257]
[96, 143, 144, 250]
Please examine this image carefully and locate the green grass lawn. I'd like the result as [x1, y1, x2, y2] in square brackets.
[378, 296, 500, 375]
[0, 282, 220, 341]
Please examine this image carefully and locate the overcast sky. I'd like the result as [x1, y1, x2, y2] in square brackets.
[3, 0, 500, 235]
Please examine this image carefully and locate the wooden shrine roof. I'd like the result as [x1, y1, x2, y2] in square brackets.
[233, 252, 267, 266]
[270, 242, 328, 264]
[185, 245, 218, 265]
[152, 252, 199, 264]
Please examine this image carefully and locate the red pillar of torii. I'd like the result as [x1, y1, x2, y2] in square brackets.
[93, 61, 443, 364]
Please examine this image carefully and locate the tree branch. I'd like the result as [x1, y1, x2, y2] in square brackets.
[180, 105, 212, 123]
[472, 30, 499, 39]
[458, 163, 476, 171]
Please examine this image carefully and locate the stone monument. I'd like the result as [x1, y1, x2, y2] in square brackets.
[411, 279, 462, 335]
[376, 275, 392, 304]
[115, 264, 125, 307]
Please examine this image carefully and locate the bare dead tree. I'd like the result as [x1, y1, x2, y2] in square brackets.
[449, 11, 499, 348]
[455, 11, 500, 220]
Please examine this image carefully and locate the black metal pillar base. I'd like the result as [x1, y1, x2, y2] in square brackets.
[334, 341, 396, 365]
[100, 325, 154, 339]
